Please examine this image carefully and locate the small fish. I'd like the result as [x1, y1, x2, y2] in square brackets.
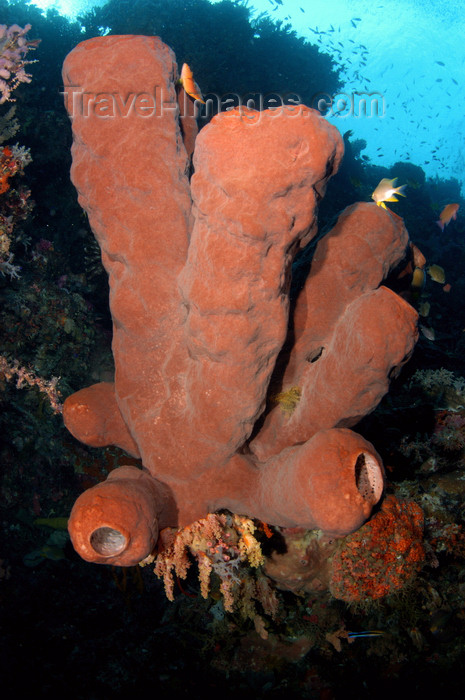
[436, 203, 459, 231]
[430, 609, 453, 638]
[40, 545, 66, 561]
[419, 301, 430, 317]
[427, 264, 446, 284]
[371, 177, 407, 209]
[435, 61, 445, 66]
[347, 630, 384, 639]
[420, 325, 435, 341]
[35, 517, 69, 530]
[179, 63, 205, 103]
[411, 267, 426, 294]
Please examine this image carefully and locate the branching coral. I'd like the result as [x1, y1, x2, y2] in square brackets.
[141, 513, 279, 619]
[0, 23, 38, 104]
[0, 355, 62, 413]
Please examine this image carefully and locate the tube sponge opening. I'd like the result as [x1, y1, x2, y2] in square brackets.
[90, 526, 127, 557]
[354, 452, 384, 506]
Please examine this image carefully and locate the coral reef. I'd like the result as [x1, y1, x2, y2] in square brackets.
[0, 23, 38, 104]
[0, 24, 36, 277]
[60, 35, 419, 568]
[0, 354, 61, 412]
[143, 512, 279, 621]
[329, 495, 426, 602]
[263, 495, 426, 603]
[0, 141, 33, 278]
[2, 6, 465, 697]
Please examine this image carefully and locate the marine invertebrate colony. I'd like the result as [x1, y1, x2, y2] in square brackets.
[61, 36, 418, 567]
[0, 22, 35, 279]
[0, 23, 38, 104]
[264, 495, 426, 602]
[329, 495, 425, 602]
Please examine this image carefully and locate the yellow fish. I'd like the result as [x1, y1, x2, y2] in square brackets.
[411, 266, 425, 301]
[35, 517, 69, 530]
[371, 177, 407, 209]
[179, 63, 205, 103]
[427, 264, 445, 284]
[418, 301, 430, 317]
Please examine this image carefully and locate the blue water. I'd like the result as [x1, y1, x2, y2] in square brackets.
[240, 0, 464, 195]
[250, 0, 465, 195]
[32, 0, 464, 195]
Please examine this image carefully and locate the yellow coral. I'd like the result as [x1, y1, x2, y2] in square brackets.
[197, 552, 213, 599]
[271, 385, 302, 415]
[149, 512, 269, 615]
[233, 514, 264, 567]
